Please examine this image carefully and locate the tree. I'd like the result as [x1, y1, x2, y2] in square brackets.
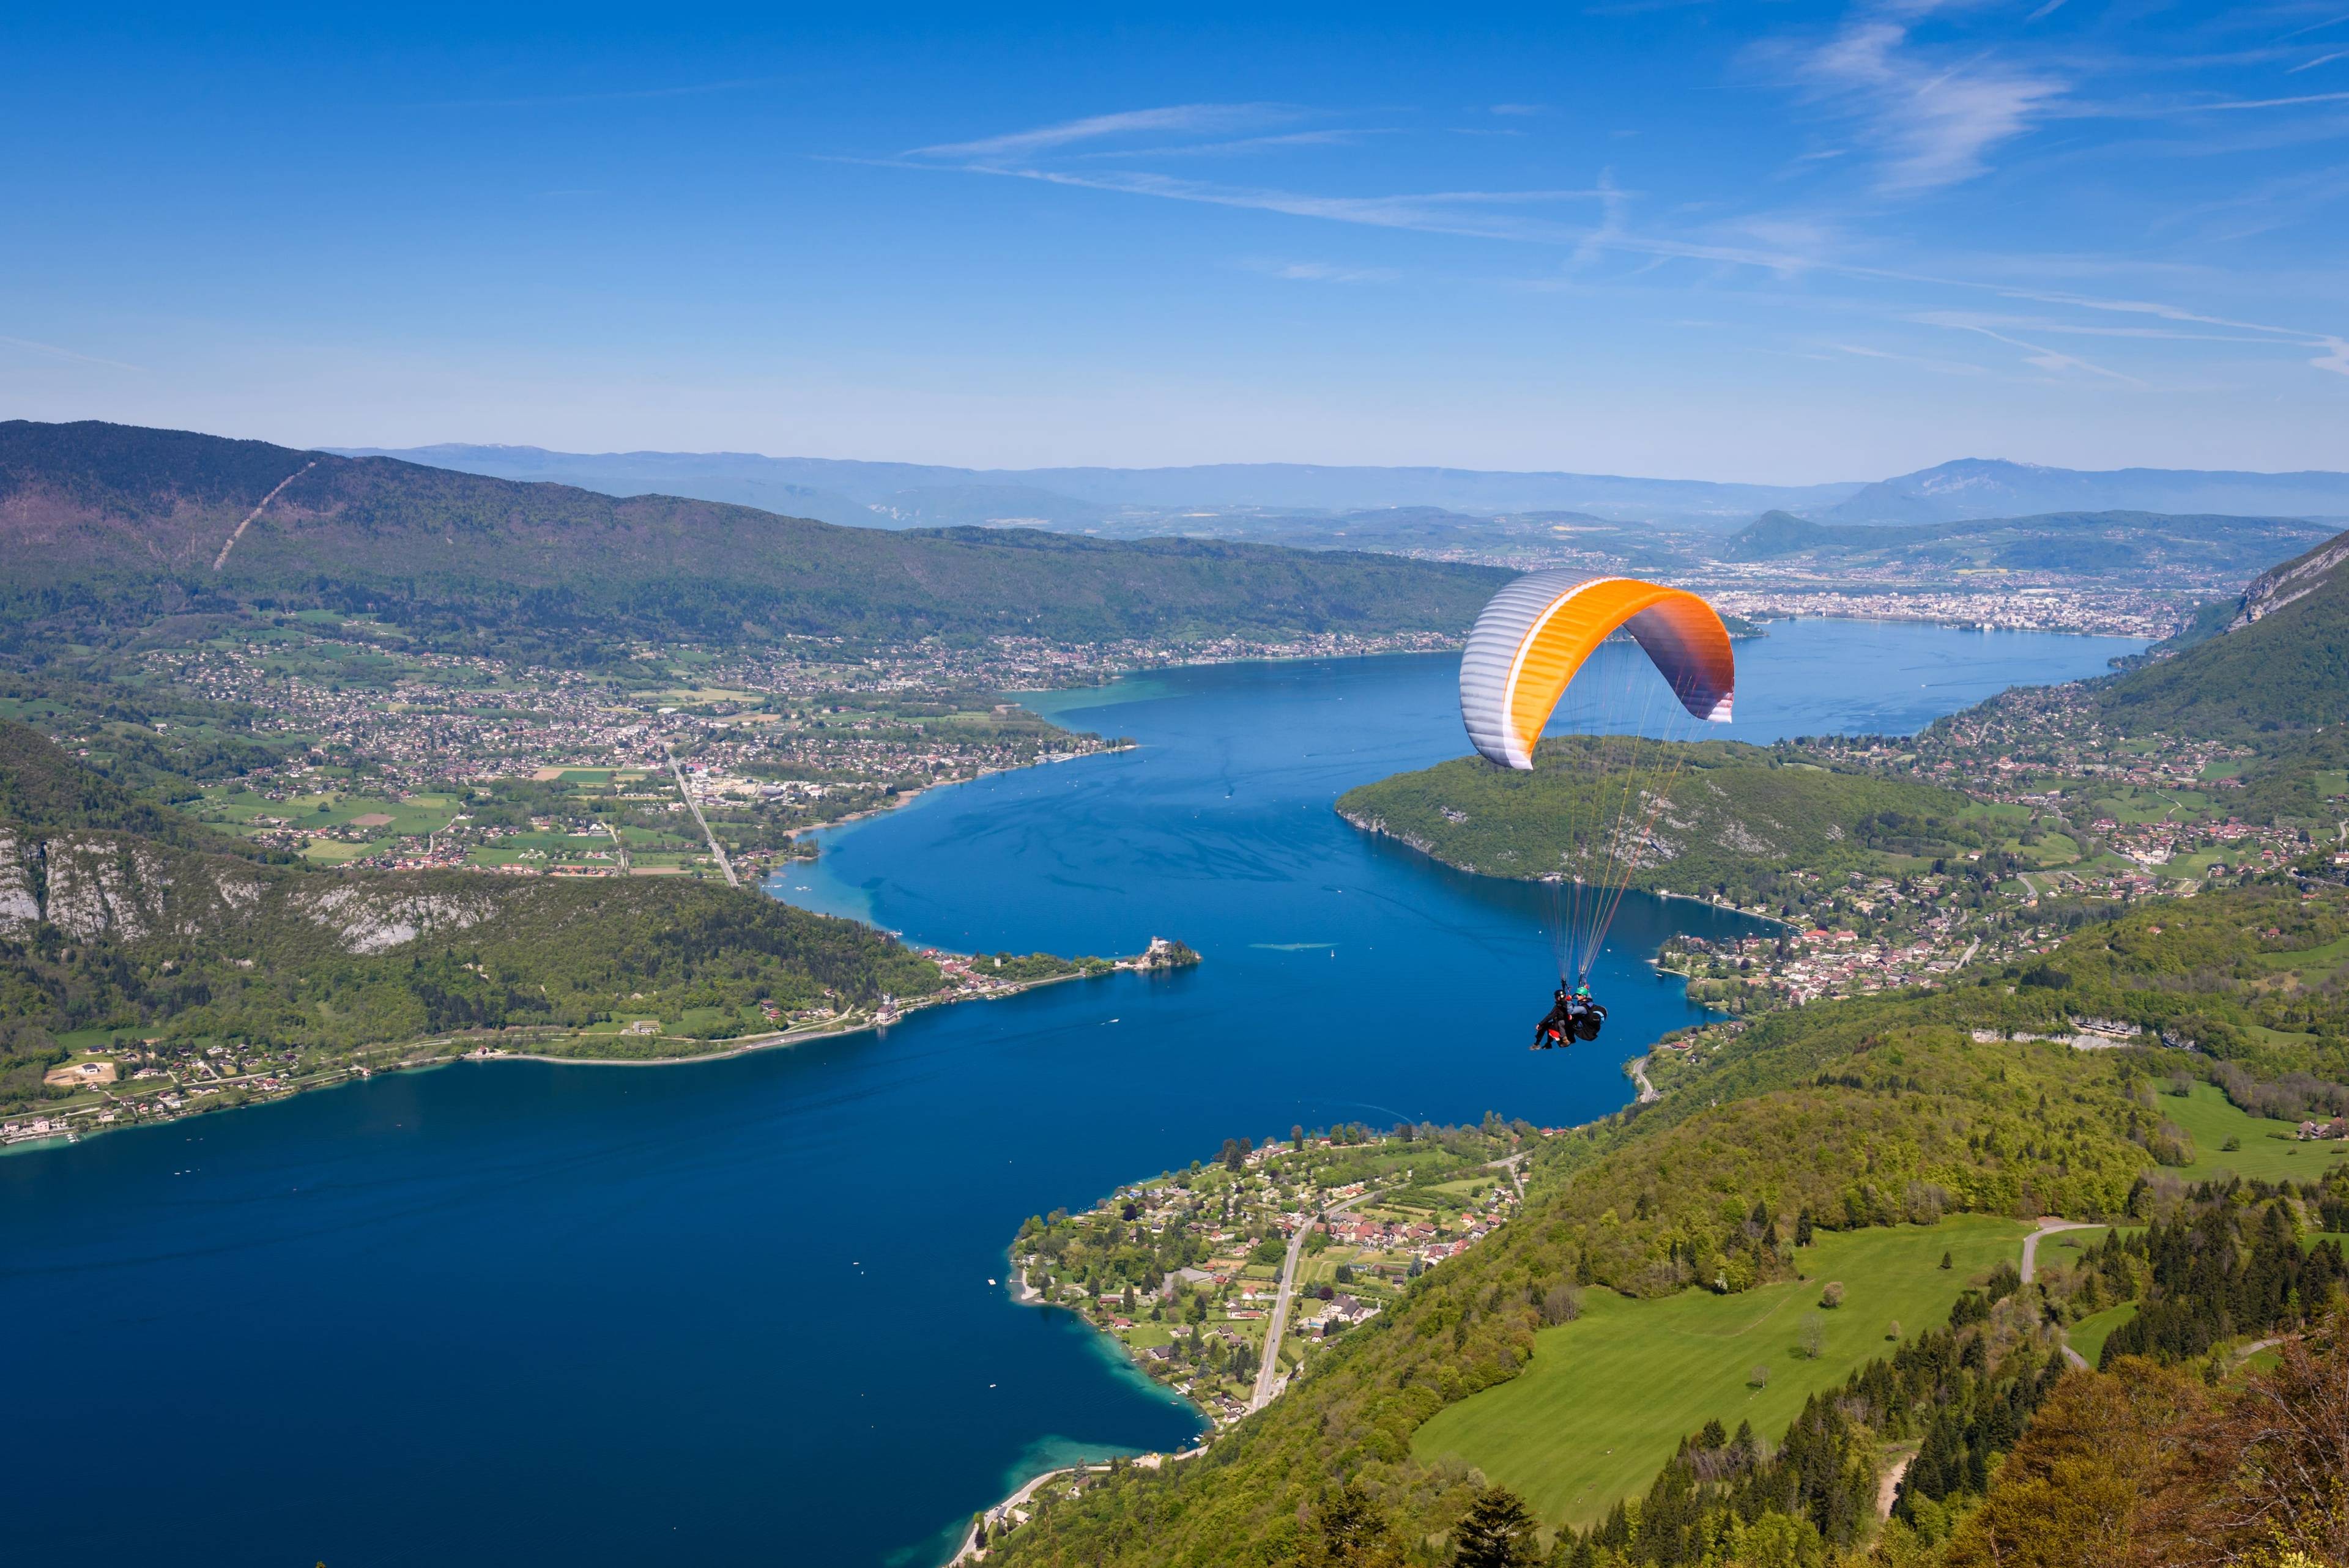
[1940, 1249, 1953, 1270]
[1886, 1319, 1902, 1341]
[1800, 1312, 1827, 1360]
[1221, 1136, 1253, 1172]
[1450, 1485, 1539, 1568]
[1293, 1123, 1306, 1150]
[1820, 1281, 1845, 1309]
[1300, 1481, 1403, 1568]
[1750, 1364, 1772, 1389]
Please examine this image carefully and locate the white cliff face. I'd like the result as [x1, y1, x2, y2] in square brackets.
[41, 837, 169, 942]
[0, 821, 577, 960]
[293, 883, 494, 955]
[23, 833, 272, 942]
[0, 828, 42, 938]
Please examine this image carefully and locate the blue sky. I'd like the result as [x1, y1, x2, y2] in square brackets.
[2, 2, 2345, 481]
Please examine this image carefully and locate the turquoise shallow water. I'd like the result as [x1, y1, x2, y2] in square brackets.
[0, 622, 2138, 1567]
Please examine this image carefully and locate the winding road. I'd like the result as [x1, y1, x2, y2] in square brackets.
[2022, 1217, 2099, 1369]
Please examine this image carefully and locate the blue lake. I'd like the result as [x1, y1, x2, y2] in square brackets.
[0, 621, 2138, 1567]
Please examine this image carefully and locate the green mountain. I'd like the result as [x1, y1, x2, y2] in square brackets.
[1335, 738, 1981, 912]
[0, 420, 1507, 653]
[2098, 527, 2349, 734]
[1718, 507, 2329, 578]
[0, 719, 939, 1108]
[982, 882, 2349, 1567]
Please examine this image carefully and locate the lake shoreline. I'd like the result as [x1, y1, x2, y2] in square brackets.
[3, 945, 1195, 1155]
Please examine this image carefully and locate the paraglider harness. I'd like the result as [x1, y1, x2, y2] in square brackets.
[1532, 983, 1606, 1049]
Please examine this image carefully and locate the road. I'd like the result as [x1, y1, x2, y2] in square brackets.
[1629, 1056, 1659, 1104]
[664, 747, 740, 888]
[2022, 1217, 2100, 1369]
[2021, 1216, 2098, 1285]
[1250, 1189, 1371, 1412]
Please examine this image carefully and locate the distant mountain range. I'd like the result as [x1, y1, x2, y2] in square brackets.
[331, 445, 1868, 530]
[1817, 458, 2349, 527]
[337, 446, 2349, 534]
[0, 420, 1504, 652]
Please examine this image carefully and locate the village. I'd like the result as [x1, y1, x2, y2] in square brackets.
[967, 1122, 1531, 1558]
[106, 617, 1464, 883]
[1007, 1123, 1527, 1425]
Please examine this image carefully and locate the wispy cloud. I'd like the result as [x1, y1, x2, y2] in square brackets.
[910, 104, 1290, 163]
[2288, 50, 2348, 72]
[1834, 341, 1991, 375]
[1948, 322, 2142, 382]
[884, 93, 2347, 386]
[0, 335, 146, 372]
[2183, 88, 2349, 110]
[2277, 12, 2349, 42]
[1242, 259, 1400, 284]
[965, 164, 1617, 244]
[1074, 129, 1384, 160]
[1786, 10, 2065, 191]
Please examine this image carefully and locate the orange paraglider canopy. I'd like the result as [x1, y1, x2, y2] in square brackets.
[1459, 574, 1734, 770]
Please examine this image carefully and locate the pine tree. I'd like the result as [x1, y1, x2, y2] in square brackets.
[1451, 1486, 1539, 1568]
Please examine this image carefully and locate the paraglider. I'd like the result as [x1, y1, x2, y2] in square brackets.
[1457, 574, 1736, 1048]
[1531, 981, 1606, 1050]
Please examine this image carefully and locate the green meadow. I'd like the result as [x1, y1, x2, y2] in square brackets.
[1412, 1215, 2029, 1529]
[2161, 1083, 2349, 1183]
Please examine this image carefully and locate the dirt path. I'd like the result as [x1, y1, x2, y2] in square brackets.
[1629, 1056, 1659, 1104]
[1876, 1452, 1914, 1518]
[211, 460, 316, 571]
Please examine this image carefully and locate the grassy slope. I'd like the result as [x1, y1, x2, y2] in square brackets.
[0, 419, 1507, 648]
[2162, 1082, 2349, 1183]
[1335, 736, 1976, 898]
[983, 1000, 2158, 1566]
[1412, 1215, 2028, 1527]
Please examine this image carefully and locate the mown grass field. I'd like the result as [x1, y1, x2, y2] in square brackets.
[1412, 1215, 2029, 1528]
[2163, 1083, 2349, 1182]
[2066, 1301, 2137, 1367]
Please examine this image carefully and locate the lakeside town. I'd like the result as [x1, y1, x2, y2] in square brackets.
[967, 1121, 1531, 1559]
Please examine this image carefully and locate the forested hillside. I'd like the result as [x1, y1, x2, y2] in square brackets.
[2098, 525, 2349, 734]
[0, 420, 1505, 654]
[1335, 738, 1980, 912]
[0, 720, 941, 1109]
[982, 884, 2349, 1567]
